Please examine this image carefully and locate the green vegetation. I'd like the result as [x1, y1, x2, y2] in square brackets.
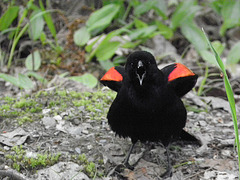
[0, 89, 116, 125]
[5, 145, 61, 171]
[203, 30, 240, 177]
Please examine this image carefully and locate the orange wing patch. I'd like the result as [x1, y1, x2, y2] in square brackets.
[168, 63, 195, 82]
[100, 67, 123, 82]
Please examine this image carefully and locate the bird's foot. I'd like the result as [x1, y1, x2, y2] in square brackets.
[107, 163, 134, 177]
[115, 162, 134, 172]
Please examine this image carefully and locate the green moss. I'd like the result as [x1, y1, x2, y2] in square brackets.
[18, 116, 33, 125]
[5, 145, 61, 171]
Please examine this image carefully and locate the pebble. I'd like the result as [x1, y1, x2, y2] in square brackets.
[42, 117, 56, 129]
[82, 129, 89, 134]
[42, 109, 51, 114]
[87, 145, 93, 150]
[75, 147, 81, 154]
[53, 115, 62, 121]
[3, 146, 10, 151]
[221, 149, 232, 157]
[199, 120, 207, 127]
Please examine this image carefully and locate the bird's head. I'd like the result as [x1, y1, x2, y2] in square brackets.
[125, 51, 157, 86]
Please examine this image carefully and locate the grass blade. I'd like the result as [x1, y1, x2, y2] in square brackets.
[202, 28, 240, 176]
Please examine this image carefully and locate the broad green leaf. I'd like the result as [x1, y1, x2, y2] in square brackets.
[18, 73, 34, 90]
[69, 73, 98, 88]
[181, 20, 208, 52]
[153, 0, 167, 19]
[86, 4, 120, 35]
[29, 10, 44, 40]
[200, 50, 219, 67]
[74, 26, 90, 46]
[40, 32, 47, 45]
[212, 40, 225, 56]
[87, 28, 126, 62]
[227, 42, 240, 64]
[134, 0, 158, 17]
[129, 25, 158, 40]
[96, 41, 121, 61]
[39, 0, 57, 38]
[155, 21, 173, 39]
[220, 0, 240, 36]
[25, 51, 42, 71]
[171, 0, 200, 30]
[99, 60, 114, 71]
[0, 73, 19, 87]
[134, 18, 148, 29]
[0, 6, 19, 31]
[25, 71, 47, 84]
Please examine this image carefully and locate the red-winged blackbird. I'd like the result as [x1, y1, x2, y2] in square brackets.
[100, 51, 198, 177]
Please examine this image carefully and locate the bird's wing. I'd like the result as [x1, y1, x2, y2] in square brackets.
[100, 66, 124, 92]
[161, 63, 198, 97]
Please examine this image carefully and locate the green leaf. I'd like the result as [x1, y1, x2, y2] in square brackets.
[0, 73, 19, 87]
[99, 60, 114, 71]
[39, 0, 57, 38]
[25, 71, 47, 84]
[96, 41, 121, 61]
[220, 0, 240, 36]
[200, 50, 219, 66]
[134, 18, 148, 29]
[152, 0, 167, 19]
[155, 21, 173, 39]
[0, 6, 19, 31]
[129, 25, 158, 40]
[181, 20, 208, 52]
[171, 0, 200, 30]
[29, 10, 44, 40]
[134, 0, 158, 17]
[69, 73, 98, 88]
[212, 40, 225, 56]
[227, 41, 240, 64]
[74, 26, 90, 47]
[25, 51, 42, 71]
[18, 73, 34, 90]
[86, 4, 120, 35]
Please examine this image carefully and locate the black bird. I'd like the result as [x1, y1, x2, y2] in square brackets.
[100, 51, 198, 176]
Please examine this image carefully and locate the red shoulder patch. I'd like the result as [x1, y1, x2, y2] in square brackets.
[168, 63, 195, 82]
[100, 67, 123, 82]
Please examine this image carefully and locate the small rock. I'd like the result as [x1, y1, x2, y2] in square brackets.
[87, 145, 93, 150]
[53, 115, 62, 121]
[99, 139, 107, 144]
[42, 117, 56, 129]
[73, 118, 81, 125]
[199, 120, 207, 127]
[221, 149, 232, 157]
[67, 126, 82, 136]
[60, 112, 68, 117]
[75, 147, 81, 154]
[82, 129, 89, 134]
[42, 109, 51, 114]
[3, 146, 10, 151]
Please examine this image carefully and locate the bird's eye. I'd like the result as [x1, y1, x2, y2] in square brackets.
[148, 61, 151, 65]
[131, 62, 134, 67]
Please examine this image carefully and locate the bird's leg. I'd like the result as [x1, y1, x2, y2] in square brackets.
[160, 145, 173, 178]
[123, 142, 136, 169]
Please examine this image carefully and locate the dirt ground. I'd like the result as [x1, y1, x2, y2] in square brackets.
[0, 76, 239, 180]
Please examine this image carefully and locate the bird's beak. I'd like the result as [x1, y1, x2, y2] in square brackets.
[136, 60, 146, 86]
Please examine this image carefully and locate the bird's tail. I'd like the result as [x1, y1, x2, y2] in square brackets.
[179, 129, 201, 146]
